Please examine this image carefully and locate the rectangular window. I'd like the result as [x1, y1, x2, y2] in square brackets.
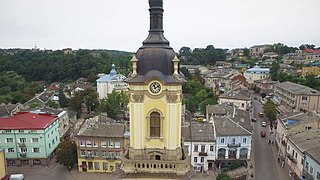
[201, 145, 205, 152]
[287, 145, 290, 151]
[115, 142, 120, 148]
[80, 140, 85, 147]
[8, 148, 15, 153]
[221, 138, 225, 143]
[194, 157, 197, 163]
[80, 150, 85, 156]
[33, 148, 40, 153]
[150, 112, 160, 137]
[32, 138, 39, 143]
[302, 96, 308, 100]
[201, 157, 204, 163]
[6, 138, 14, 143]
[115, 151, 120, 158]
[19, 138, 26, 143]
[21, 147, 27, 153]
[102, 151, 107, 157]
[231, 138, 236, 145]
[310, 166, 314, 174]
[108, 141, 114, 148]
[306, 162, 309, 171]
[109, 152, 114, 158]
[103, 162, 108, 170]
[93, 141, 98, 147]
[94, 162, 100, 170]
[194, 145, 198, 152]
[316, 172, 320, 179]
[5, 130, 12, 133]
[243, 138, 247, 143]
[87, 150, 92, 157]
[210, 145, 214, 152]
[101, 141, 107, 147]
[86, 141, 92, 147]
[19, 130, 24, 133]
[94, 151, 99, 157]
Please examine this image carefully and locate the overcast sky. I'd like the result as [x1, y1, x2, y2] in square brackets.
[1, 0, 320, 52]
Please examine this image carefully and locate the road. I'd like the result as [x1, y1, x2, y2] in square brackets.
[251, 94, 278, 180]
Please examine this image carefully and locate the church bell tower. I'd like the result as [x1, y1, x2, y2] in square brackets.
[121, 0, 190, 177]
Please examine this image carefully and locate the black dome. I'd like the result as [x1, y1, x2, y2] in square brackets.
[136, 47, 175, 75]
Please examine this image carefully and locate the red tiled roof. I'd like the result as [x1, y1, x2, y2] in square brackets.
[305, 48, 320, 53]
[0, 112, 58, 130]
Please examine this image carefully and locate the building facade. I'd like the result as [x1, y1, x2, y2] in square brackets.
[96, 64, 128, 99]
[303, 148, 320, 180]
[243, 65, 270, 83]
[273, 81, 320, 112]
[76, 116, 125, 173]
[0, 112, 60, 166]
[301, 62, 320, 77]
[182, 123, 215, 172]
[207, 104, 252, 168]
[250, 45, 271, 58]
[218, 90, 251, 111]
[121, 0, 190, 177]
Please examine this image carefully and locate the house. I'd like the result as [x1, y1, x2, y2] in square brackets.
[96, 64, 128, 99]
[182, 122, 215, 172]
[0, 112, 60, 166]
[301, 62, 320, 77]
[23, 91, 55, 109]
[207, 103, 253, 168]
[218, 90, 251, 111]
[243, 65, 270, 83]
[279, 64, 300, 76]
[273, 81, 320, 112]
[286, 129, 320, 179]
[275, 111, 319, 166]
[303, 146, 320, 180]
[0, 149, 8, 180]
[180, 65, 209, 75]
[250, 45, 271, 58]
[262, 52, 278, 59]
[254, 79, 279, 94]
[204, 69, 242, 94]
[76, 115, 125, 173]
[0, 103, 22, 118]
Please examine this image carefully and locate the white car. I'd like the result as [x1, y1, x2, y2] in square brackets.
[9, 174, 24, 180]
[261, 121, 267, 127]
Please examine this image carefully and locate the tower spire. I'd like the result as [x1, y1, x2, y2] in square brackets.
[143, 0, 169, 47]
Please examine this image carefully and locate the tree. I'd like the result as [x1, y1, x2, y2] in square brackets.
[263, 100, 277, 122]
[243, 48, 250, 57]
[299, 44, 315, 50]
[99, 91, 129, 119]
[216, 172, 232, 180]
[178, 46, 192, 57]
[56, 141, 77, 172]
[58, 89, 68, 108]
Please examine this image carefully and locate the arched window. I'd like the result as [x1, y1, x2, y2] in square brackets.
[150, 112, 160, 137]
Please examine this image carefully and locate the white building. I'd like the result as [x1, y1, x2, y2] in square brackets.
[243, 65, 270, 84]
[207, 103, 253, 169]
[96, 64, 128, 99]
[218, 90, 251, 111]
[182, 122, 215, 172]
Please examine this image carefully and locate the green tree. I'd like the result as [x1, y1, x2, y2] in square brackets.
[216, 172, 232, 180]
[263, 100, 277, 122]
[58, 89, 68, 108]
[99, 91, 129, 119]
[82, 89, 99, 115]
[46, 100, 59, 108]
[56, 141, 77, 172]
[179, 46, 192, 57]
[243, 48, 250, 57]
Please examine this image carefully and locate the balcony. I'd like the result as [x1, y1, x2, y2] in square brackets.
[227, 143, 241, 148]
[286, 154, 297, 164]
[198, 152, 208, 156]
[19, 152, 27, 158]
[217, 154, 226, 159]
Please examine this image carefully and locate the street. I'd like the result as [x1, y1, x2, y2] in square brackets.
[251, 94, 278, 180]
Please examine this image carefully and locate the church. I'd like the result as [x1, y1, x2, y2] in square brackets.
[121, 0, 191, 178]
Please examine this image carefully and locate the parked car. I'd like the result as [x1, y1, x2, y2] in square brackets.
[260, 131, 266, 137]
[251, 118, 257, 122]
[9, 174, 24, 180]
[261, 121, 267, 127]
[258, 112, 264, 118]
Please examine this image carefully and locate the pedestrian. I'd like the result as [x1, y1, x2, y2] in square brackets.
[269, 139, 271, 144]
[277, 157, 280, 163]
